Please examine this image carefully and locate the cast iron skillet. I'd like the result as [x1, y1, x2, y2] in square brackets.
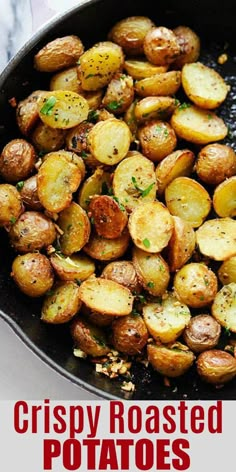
[0, 0, 236, 400]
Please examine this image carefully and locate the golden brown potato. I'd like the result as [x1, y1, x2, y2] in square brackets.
[11, 253, 54, 297]
[101, 260, 141, 293]
[78, 168, 112, 211]
[65, 121, 93, 155]
[71, 317, 110, 357]
[79, 277, 134, 316]
[112, 314, 148, 355]
[138, 120, 177, 162]
[167, 216, 196, 272]
[37, 91, 89, 130]
[31, 122, 65, 152]
[218, 257, 236, 285]
[84, 229, 130, 261]
[19, 175, 43, 211]
[213, 176, 236, 217]
[102, 73, 134, 114]
[143, 27, 181, 66]
[0, 184, 22, 226]
[84, 90, 103, 111]
[172, 26, 200, 68]
[165, 177, 211, 228]
[123, 100, 139, 140]
[135, 71, 181, 97]
[88, 195, 128, 239]
[129, 201, 173, 253]
[143, 296, 191, 344]
[174, 262, 218, 308]
[50, 253, 95, 282]
[16, 90, 44, 136]
[37, 152, 82, 213]
[197, 350, 236, 384]
[195, 143, 236, 186]
[50, 66, 82, 93]
[9, 211, 56, 253]
[156, 149, 195, 196]
[147, 343, 195, 377]
[124, 59, 167, 79]
[83, 307, 114, 327]
[171, 105, 228, 144]
[196, 218, 236, 261]
[80, 41, 124, 91]
[133, 247, 170, 296]
[135, 96, 176, 123]
[211, 283, 236, 332]
[108, 16, 155, 56]
[112, 153, 157, 213]
[182, 62, 230, 109]
[183, 314, 221, 353]
[41, 281, 81, 324]
[34, 36, 84, 72]
[58, 202, 91, 256]
[0, 139, 36, 183]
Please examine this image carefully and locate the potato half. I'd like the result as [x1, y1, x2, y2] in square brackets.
[156, 149, 195, 196]
[71, 317, 110, 357]
[135, 71, 181, 97]
[108, 16, 155, 56]
[147, 343, 195, 378]
[58, 202, 91, 256]
[0, 184, 22, 227]
[134, 96, 176, 123]
[124, 59, 167, 79]
[102, 260, 141, 293]
[84, 229, 130, 261]
[213, 176, 236, 217]
[50, 253, 95, 282]
[167, 216, 196, 272]
[78, 169, 112, 211]
[218, 257, 236, 285]
[196, 218, 236, 261]
[41, 281, 81, 324]
[211, 283, 236, 332]
[88, 195, 128, 239]
[37, 91, 89, 129]
[133, 247, 170, 296]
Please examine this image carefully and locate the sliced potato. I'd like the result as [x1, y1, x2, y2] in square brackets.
[50, 253, 95, 282]
[31, 122, 65, 152]
[34, 36, 84, 72]
[71, 317, 110, 357]
[78, 168, 112, 211]
[80, 41, 124, 91]
[16, 90, 44, 136]
[50, 67, 82, 93]
[87, 118, 131, 165]
[84, 229, 130, 261]
[108, 16, 155, 56]
[173, 26, 200, 68]
[182, 62, 230, 109]
[147, 343, 195, 377]
[128, 201, 173, 253]
[165, 177, 211, 228]
[143, 27, 181, 66]
[41, 281, 81, 324]
[167, 216, 196, 272]
[58, 202, 91, 256]
[133, 247, 170, 296]
[212, 283, 236, 332]
[171, 105, 228, 144]
[112, 314, 148, 355]
[101, 260, 141, 293]
[89, 195, 128, 239]
[37, 152, 82, 213]
[138, 120, 177, 162]
[174, 262, 218, 308]
[124, 100, 139, 140]
[213, 176, 236, 217]
[0, 184, 22, 227]
[196, 218, 236, 261]
[124, 59, 167, 79]
[135, 96, 176, 123]
[135, 71, 181, 97]
[143, 296, 191, 343]
[156, 149, 195, 196]
[79, 277, 134, 316]
[37, 91, 89, 129]
[218, 257, 236, 285]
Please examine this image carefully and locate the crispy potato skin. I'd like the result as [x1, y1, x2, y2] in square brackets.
[78, 168, 112, 211]
[16, 90, 44, 136]
[133, 247, 170, 296]
[112, 314, 148, 355]
[9, 211, 56, 253]
[34, 36, 84, 72]
[88, 195, 128, 239]
[108, 16, 155, 56]
[0, 184, 23, 227]
[167, 216, 196, 272]
[139, 120, 177, 162]
[102, 260, 141, 293]
[20, 175, 43, 211]
[211, 283, 236, 332]
[71, 317, 110, 356]
[58, 202, 91, 256]
[50, 67, 82, 93]
[124, 59, 167, 80]
[174, 263, 218, 308]
[213, 176, 236, 217]
[156, 149, 195, 196]
[84, 229, 130, 261]
[31, 122, 65, 153]
[41, 281, 81, 324]
[66, 121, 93, 155]
[196, 144, 236, 186]
[102, 73, 134, 114]
[147, 343, 195, 377]
[0, 139, 36, 183]
[144, 27, 181, 66]
[173, 26, 200, 68]
[135, 96, 176, 123]
[183, 314, 221, 353]
[135, 71, 181, 97]
[197, 350, 236, 384]
[12, 253, 54, 297]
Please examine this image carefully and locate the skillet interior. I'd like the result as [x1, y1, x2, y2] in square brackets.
[0, 0, 236, 400]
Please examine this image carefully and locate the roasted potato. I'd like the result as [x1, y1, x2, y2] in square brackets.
[101, 260, 141, 293]
[196, 218, 236, 261]
[19, 175, 43, 211]
[135, 71, 181, 97]
[165, 176, 211, 228]
[34, 36, 84, 72]
[174, 262, 218, 308]
[0, 139, 36, 183]
[167, 216, 196, 272]
[102, 73, 134, 114]
[84, 229, 130, 261]
[108, 16, 155, 56]
[195, 143, 236, 186]
[111, 314, 148, 355]
[83, 307, 114, 328]
[211, 283, 236, 332]
[218, 257, 236, 285]
[135, 96, 176, 123]
[172, 26, 200, 68]
[9, 211, 56, 253]
[37, 91, 89, 129]
[128, 201, 173, 253]
[138, 120, 177, 162]
[133, 247, 170, 296]
[0, 184, 22, 227]
[143, 295, 191, 344]
[31, 122, 65, 152]
[143, 27, 181, 66]
[112, 153, 157, 213]
[124, 59, 167, 79]
[71, 317, 110, 357]
[50, 253, 95, 282]
[171, 104, 228, 144]
[41, 281, 81, 324]
[147, 343, 195, 378]
[156, 149, 195, 196]
[124, 100, 139, 140]
[183, 314, 221, 353]
[65, 121, 93, 156]
[78, 168, 112, 211]
[58, 202, 91, 256]
[16, 90, 44, 136]
[88, 195, 128, 239]
[213, 176, 236, 217]
[197, 350, 236, 384]
[12, 253, 54, 297]
[79, 277, 134, 316]
[50, 66, 82, 93]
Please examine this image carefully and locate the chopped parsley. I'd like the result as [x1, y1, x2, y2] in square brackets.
[81, 150, 88, 159]
[40, 96, 57, 115]
[131, 176, 155, 198]
[107, 100, 123, 111]
[204, 276, 209, 286]
[147, 281, 155, 288]
[75, 279, 82, 286]
[16, 181, 24, 191]
[112, 195, 126, 211]
[224, 327, 231, 336]
[178, 102, 191, 111]
[85, 74, 95, 79]
[88, 109, 99, 123]
[143, 238, 150, 249]
[10, 216, 17, 224]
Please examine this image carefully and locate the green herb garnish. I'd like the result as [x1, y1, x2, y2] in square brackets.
[88, 109, 99, 123]
[16, 181, 24, 191]
[131, 176, 155, 198]
[143, 238, 150, 249]
[81, 151, 88, 159]
[178, 102, 191, 111]
[147, 281, 155, 288]
[112, 195, 126, 211]
[10, 216, 17, 224]
[40, 96, 57, 116]
[107, 100, 123, 111]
